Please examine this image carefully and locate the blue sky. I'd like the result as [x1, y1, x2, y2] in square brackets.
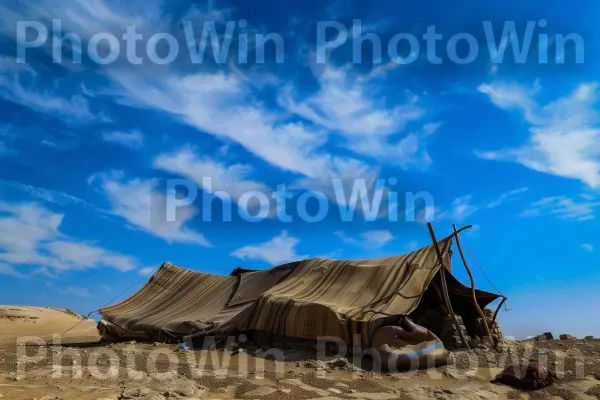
[0, 0, 599, 339]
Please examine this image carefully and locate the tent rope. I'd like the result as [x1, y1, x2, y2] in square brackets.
[458, 235, 506, 298]
[60, 310, 98, 336]
[59, 265, 161, 338]
[97, 265, 161, 312]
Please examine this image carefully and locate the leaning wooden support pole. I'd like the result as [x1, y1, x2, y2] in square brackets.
[491, 296, 507, 330]
[453, 224, 493, 347]
[427, 222, 471, 351]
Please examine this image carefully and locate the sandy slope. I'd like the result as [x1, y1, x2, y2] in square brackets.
[0, 305, 99, 343]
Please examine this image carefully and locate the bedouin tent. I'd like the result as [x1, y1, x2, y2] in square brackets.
[98, 235, 500, 354]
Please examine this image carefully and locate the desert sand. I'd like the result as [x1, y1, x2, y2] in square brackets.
[0, 306, 599, 400]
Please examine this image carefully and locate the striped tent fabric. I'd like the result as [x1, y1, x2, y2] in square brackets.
[229, 238, 453, 348]
[100, 236, 498, 345]
[100, 262, 298, 340]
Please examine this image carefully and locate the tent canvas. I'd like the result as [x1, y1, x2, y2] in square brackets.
[99, 235, 500, 348]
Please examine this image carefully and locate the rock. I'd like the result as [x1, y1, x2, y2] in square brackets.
[560, 334, 577, 340]
[328, 388, 343, 394]
[530, 332, 554, 341]
[327, 358, 353, 369]
[120, 387, 165, 400]
[469, 337, 483, 348]
[245, 386, 277, 396]
[585, 336, 596, 340]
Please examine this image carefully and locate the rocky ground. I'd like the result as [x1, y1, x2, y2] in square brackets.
[1, 306, 599, 400]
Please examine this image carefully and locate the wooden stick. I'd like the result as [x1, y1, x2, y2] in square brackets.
[491, 297, 507, 330]
[453, 224, 493, 347]
[427, 222, 471, 351]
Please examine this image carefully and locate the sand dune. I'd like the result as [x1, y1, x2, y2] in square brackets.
[0, 306, 98, 343]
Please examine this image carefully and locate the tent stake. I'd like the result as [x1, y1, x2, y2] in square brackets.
[427, 222, 471, 351]
[453, 224, 493, 347]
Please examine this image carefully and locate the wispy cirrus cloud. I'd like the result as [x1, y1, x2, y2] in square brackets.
[520, 195, 600, 221]
[0, 56, 109, 124]
[437, 187, 530, 222]
[154, 147, 269, 202]
[139, 266, 158, 277]
[486, 187, 530, 208]
[280, 63, 435, 170]
[436, 195, 480, 222]
[335, 230, 394, 248]
[0, 180, 106, 214]
[102, 130, 144, 149]
[59, 286, 92, 298]
[478, 80, 600, 188]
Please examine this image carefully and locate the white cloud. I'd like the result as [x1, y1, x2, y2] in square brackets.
[0, 141, 11, 156]
[59, 287, 92, 298]
[231, 231, 304, 265]
[0, 263, 25, 278]
[336, 230, 394, 248]
[102, 130, 144, 149]
[105, 67, 382, 212]
[139, 266, 158, 276]
[92, 172, 209, 246]
[436, 188, 530, 223]
[0, 0, 164, 41]
[0, 56, 108, 124]
[106, 68, 335, 179]
[486, 187, 530, 208]
[464, 224, 481, 239]
[0, 180, 106, 214]
[437, 195, 479, 222]
[0, 202, 138, 274]
[154, 147, 269, 201]
[280, 63, 434, 169]
[41, 140, 59, 148]
[17, 0, 384, 198]
[403, 240, 422, 253]
[520, 195, 600, 221]
[478, 81, 600, 188]
[478, 80, 540, 124]
[581, 243, 594, 253]
[280, 63, 422, 137]
[182, 0, 235, 24]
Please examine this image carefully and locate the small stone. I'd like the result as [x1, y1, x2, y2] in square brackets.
[469, 337, 483, 348]
[245, 386, 277, 396]
[559, 334, 577, 340]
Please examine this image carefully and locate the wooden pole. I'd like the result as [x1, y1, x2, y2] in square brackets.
[427, 223, 471, 351]
[491, 297, 507, 330]
[453, 224, 493, 347]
